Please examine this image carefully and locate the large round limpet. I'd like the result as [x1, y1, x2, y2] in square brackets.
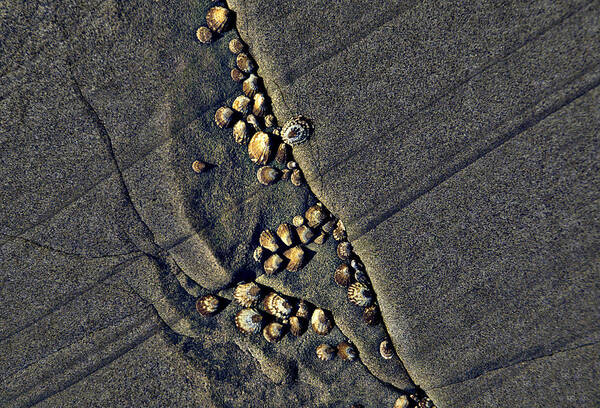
[248, 131, 272, 165]
[206, 6, 231, 33]
[311, 308, 333, 335]
[233, 281, 262, 308]
[281, 115, 312, 145]
[235, 308, 263, 334]
[262, 292, 293, 320]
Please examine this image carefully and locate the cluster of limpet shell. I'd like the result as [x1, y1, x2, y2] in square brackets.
[196, 5, 233, 44]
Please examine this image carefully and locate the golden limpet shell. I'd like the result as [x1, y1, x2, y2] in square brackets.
[196, 294, 219, 316]
[333, 220, 347, 241]
[311, 308, 333, 335]
[246, 114, 261, 131]
[316, 343, 336, 361]
[287, 161, 297, 169]
[232, 95, 252, 116]
[281, 115, 312, 145]
[248, 131, 272, 165]
[394, 396, 410, 408]
[253, 246, 264, 263]
[259, 229, 279, 252]
[206, 6, 231, 33]
[228, 38, 245, 54]
[363, 304, 380, 326]
[192, 160, 207, 173]
[242, 74, 260, 98]
[347, 282, 373, 307]
[263, 322, 284, 343]
[233, 281, 262, 308]
[289, 316, 304, 336]
[252, 93, 268, 117]
[215, 106, 235, 129]
[196, 26, 213, 43]
[337, 241, 353, 261]
[296, 224, 314, 244]
[281, 168, 291, 180]
[236, 52, 256, 73]
[290, 168, 303, 186]
[265, 114, 277, 128]
[292, 215, 305, 227]
[380, 339, 394, 359]
[233, 120, 249, 145]
[296, 299, 310, 319]
[334, 263, 352, 287]
[313, 232, 327, 245]
[275, 143, 288, 164]
[235, 308, 263, 334]
[230, 68, 245, 82]
[262, 292, 292, 320]
[321, 219, 336, 233]
[305, 203, 328, 228]
[263, 253, 283, 275]
[257, 166, 280, 186]
[276, 223, 295, 247]
[337, 341, 358, 361]
[283, 246, 304, 272]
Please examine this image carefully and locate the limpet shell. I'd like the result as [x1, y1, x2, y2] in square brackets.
[257, 166, 280, 185]
[321, 219, 336, 233]
[232, 95, 252, 116]
[196, 26, 213, 43]
[292, 215, 305, 227]
[246, 114, 261, 131]
[347, 282, 373, 307]
[233, 120, 249, 144]
[206, 6, 231, 33]
[354, 269, 370, 285]
[252, 93, 268, 117]
[233, 281, 262, 308]
[262, 292, 292, 320]
[215, 106, 235, 129]
[305, 203, 328, 228]
[237, 52, 256, 73]
[296, 225, 314, 244]
[235, 308, 263, 334]
[192, 160, 207, 173]
[248, 131, 272, 165]
[313, 232, 327, 245]
[264, 253, 283, 275]
[334, 263, 352, 287]
[228, 38, 245, 54]
[275, 143, 288, 164]
[290, 168, 303, 186]
[337, 341, 358, 361]
[265, 114, 277, 128]
[380, 339, 394, 359]
[289, 316, 304, 336]
[196, 294, 219, 316]
[337, 241, 353, 261]
[230, 68, 245, 82]
[281, 168, 291, 180]
[263, 322, 284, 343]
[316, 344, 336, 361]
[281, 115, 312, 145]
[242, 74, 260, 98]
[259, 229, 279, 252]
[283, 246, 304, 272]
[311, 308, 333, 335]
[276, 223, 295, 247]
[253, 246, 265, 263]
[363, 304, 380, 326]
[296, 299, 310, 319]
[394, 396, 410, 408]
[286, 161, 297, 169]
[333, 220, 347, 241]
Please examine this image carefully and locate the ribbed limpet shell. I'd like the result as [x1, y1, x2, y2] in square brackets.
[283, 246, 304, 272]
[259, 229, 279, 252]
[206, 6, 231, 33]
[337, 241, 353, 261]
[347, 282, 373, 307]
[296, 225, 314, 244]
[263, 253, 283, 275]
[215, 106, 235, 129]
[232, 95, 252, 116]
[296, 299, 311, 319]
[276, 223, 295, 247]
[257, 166, 280, 185]
[363, 304, 380, 326]
[379, 339, 394, 359]
[253, 246, 265, 263]
[313, 232, 327, 245]
[263, 322, 284, 343]
[334, 263, 352, 287]
[196, 294, 219, 316]
[230, 68, 245, 82]
[337, 341, 358, 361]
[265, 114, 277, 128]
[332, 220, 347, 241]
[316, 344, 336, 361]
[289, 316, 304, 336]
[233, 282, 262, 308]
[252, 93, 268, 117]
[196, 26, 213, 43]
[235, 308, 263, 334]
[242, 74, 260, 98]
[236, 52, 256, 73]
[281, 115, 312, 145]
[311, 308, 333, 335]
[248, 131, 272, 165]
[305, 203, 328, 228]
[233, 120, 249, 144]
[262, 292, 292, 320]
[228, 38, 245, 54]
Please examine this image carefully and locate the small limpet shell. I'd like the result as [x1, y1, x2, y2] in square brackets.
[290, 168, 303, 186]
[257, 166, 280, 185]
[235, 308, 263, 334]
[242, 74, 260, 98]
[232, 95, 252, 116]
[337, 241, 353, 261]
[262, 292, 292, 320]
[333, 220, 347, 241]
[292, 215, 305, 227]
[246, 114, 261, 131]
[321, 219, 336, 233]
[248, 131, 272, 165]
[230, 68, 246, 82]
[281, 115, 312, 145]
[276, 223, 295, 247]
[305, 203, 328, 228]
[253, 246, 265, 263]
[192, 160, 208, 173]
[263, 322, 284, 343]
[394, 396, 410, 408]
[259, 229, 279, 252]
[196, 26, 213, 43]
[233, 281, 262, 308]
[289, 316, 304, 336]
[264, 253, 283, 275]
[233, 120, 249, 144]
[363, 304, 380, 326]
[286, 161, 297, 169]
[252, 93, 268, 117]
[311, 308, 333, 335]
[337, 341, 358, 361]
[281, 168, 291, 180]
[296, 225, 314, 244]
[265, 114, 277, 128]
[228, 38, 245, 54]
[296, 299, 310, 319]
[313, 232, 327, 245]
[354, 269, 370, 285]
[316, 344, 336, 361]
[275, 143, 288, 164]
[196, 294, 219, 316]
[206, 6, 231, 33]
[380, 339, 394, 359]
[237, 52, 256, 73]
[215, 106, 235, 129]
[347, 282, 373, 307]
[334, 263, 352, 287]
[283, 246, 304, 272]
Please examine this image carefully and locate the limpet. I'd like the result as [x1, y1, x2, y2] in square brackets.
[337, 241, 353, 261]
[242, 74, 260, 98]
[246, 114, 261, 131]
[394, 396, 410, 408]
[347, 282, 373, 307]
[333, 220, 347, 241]
[305, 203, 328, 228]
[192, 160, 208, 173]
[337, 341, 358, 361]
[263, 322, 285, 343]
[296, 299, 310, 319]
[283, 246, 304, 272]
[233, 281, 262, 308]
[259, 229, 279, 252]
[289, 316, 304, 336]
[321, 219, 336, 233]
[233, 120, 249, 144]
[275, 143, 288, 164]
[334, 263, 352, 287]
[252, 93, 268, 117]
[253, 246, 265, 263]
[196, 26, 213, 43]
[296, 225, 314, 244]
[281, 169, 291, 180]
[236, 52, 256, 73]
[363, 304, 380, 326]
[206, 6, 231, 33]
[263, 253, 284, 275]
[257, 166, 280, 186]
[290, 168, 303, 186]
[313, 232, 327, 245]
[281, 115, 312, 145]
[316, 344, 336, 361]
[232, 95, 252, 116]
[262, 292, 292, 320]
[276, 223, 295, 247]
[228, 38, 245, 54]
[379, 339, 394, 359]
[196, 294, 219, 316]
[248, 131, 272, 165]
[311, 308, 333, 335]
[235, 308, 263, 334]
[292, 215, 305, 227]
[215, 106, 235, 129]
[265, 114, 277, 128]
[230, 68, 245, 82]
